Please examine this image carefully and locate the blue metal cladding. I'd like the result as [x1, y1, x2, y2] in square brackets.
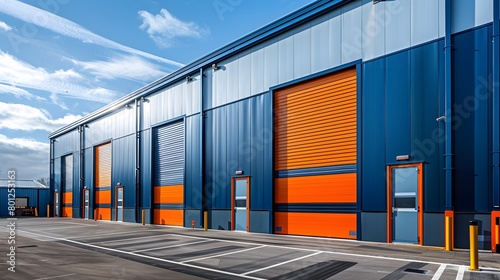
[385, 51, 411, 162]
[112, 135, 136, 210]
[185, 115, 201, 209]
[203, 94, 272, 211]
[140, 129, 152, 209]
[361, 57, 386, 211]
[38, 189, 50, 217]
[410, 41, 444, 212]
[452, 25, 492, 212]
[53, 130, 79, 158]
[72, 151, 81, 214]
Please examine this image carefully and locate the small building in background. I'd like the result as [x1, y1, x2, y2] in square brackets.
[0, 179, 50, 217]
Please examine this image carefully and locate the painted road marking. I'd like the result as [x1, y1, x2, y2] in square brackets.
[432, 264, 447, 280]
[241, 251, 322, 276]
[456, 265, 465, 280]
[17, 230, 265, 280]
[93, 234, 171, 244]
[34, 273, 77, 280]
[183, 245, 267, 263]
[132, 240, 213, 253]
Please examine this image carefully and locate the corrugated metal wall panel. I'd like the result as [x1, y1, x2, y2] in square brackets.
[275, 68, 357, 171]
[361, 58, 386, 212]
[293, 26, 312, 79]
[112, 135, 135, 212]
[410, 41, 443, 212]
[153, 120, 185, 226]
[251, 48, 265, 95]
[451, 0, 493, 34]
[361, 2, 385, 61]
[341, 1, 362, 64]
[411, 0, 439, 47]
[140, 130, 152, 209]
[311, 14, 331, 74]
[384, 0, 411, 54]
[53, 130, 79, 158]
[185, 116, 201, 209]
[385, 51, 411, 162]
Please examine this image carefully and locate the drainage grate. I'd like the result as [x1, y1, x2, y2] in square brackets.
[403, 268, 428, 275]
[17, 245, 38, 249]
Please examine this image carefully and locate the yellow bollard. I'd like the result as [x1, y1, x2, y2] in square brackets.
[142, 210, 145, 225]
[34, 207, 38, 217]
[94, 210, 97, 221]
[203, 211, 208, 231]
[46, 205, 50, 218]
[469, 220, 479, 271]
[445, 216, 452, 251]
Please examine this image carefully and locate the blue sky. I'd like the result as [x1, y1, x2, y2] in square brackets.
[0, 0, 313, 180]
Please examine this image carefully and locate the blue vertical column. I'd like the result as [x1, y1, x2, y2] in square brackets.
[444, 0, 453, 211]
[493, 0, 500, 210]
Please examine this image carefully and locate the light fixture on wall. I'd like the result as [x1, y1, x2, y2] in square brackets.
[141, 97, 150, 103]
[125, 104, 133, 109]
[186, 76, 193, 83]
[83, 124, 89, 128]
[212, 63, 220, 71]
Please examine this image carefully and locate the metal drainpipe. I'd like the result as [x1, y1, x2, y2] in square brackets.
[135, 98, 142, 223]
[444, 0, 453, 210]
[493, 0, 500, 209]
[79, 126, 84, 215]
[50, 139, 54, 217]
[200, 68, 204, 228]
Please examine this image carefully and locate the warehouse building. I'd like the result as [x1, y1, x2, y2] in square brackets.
[0, 179, 50, 217]
[49, 0, 500, 250]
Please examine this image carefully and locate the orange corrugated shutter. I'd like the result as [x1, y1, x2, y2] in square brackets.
[274, 68, 357, 171]
[95, 142, 111, 220]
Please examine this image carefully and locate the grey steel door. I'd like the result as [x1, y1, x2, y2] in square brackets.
[84, 190, 89, 219]
[234, 178, 248, 231]
[116, 187, 123, 222]
[392, 166, 419, 243]
[54, 192, 59, 217]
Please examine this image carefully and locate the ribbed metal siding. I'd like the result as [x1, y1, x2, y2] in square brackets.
[153, 121, 185, 186]
[274, 68, 357, 171]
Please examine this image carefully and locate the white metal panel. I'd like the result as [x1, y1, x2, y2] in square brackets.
[311, 15, 331, 73]
[329, 14, 342, 68]
[362, 1, 385, 61]
[173, 85, 182, 118]
[263, 40, 279, 90]
[475, 0, 493, 28]
[239, 53, 251, 100]
[385, 0, 411, 54]
[451, 0, 475, 33]
[278, 33, 294, 84]
[341, 2, 362, 64]
[142, 97, 151, 129]
[411, 0, 439, 46]
[293, 27, 311, 80]
[439, 0, 445, 38]
[251, 47, 265, 94]
[226, 57, 239, 103]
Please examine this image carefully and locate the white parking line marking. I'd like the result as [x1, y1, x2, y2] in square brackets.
[183, 245, 267, 263]
[34, 273, 76, 280]
[242, 251, 322, 276]
[18, 230, 265, 280]
[432, 264, 446, 280]
[456, 265, 465, 280]
[93, 234, 171, 244]
[132, 240, 213, 253]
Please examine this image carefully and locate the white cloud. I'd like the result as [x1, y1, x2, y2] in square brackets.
[138, 9, 207, 48]
[0, 83, 46, 101]
[0, 51, 118, 103]
[0, 0, 184, 67]
[72, 55, 167, 82]
[0, 101, 82, 132]
[0, 20, 12, 31]
[0, 134, 49, 179]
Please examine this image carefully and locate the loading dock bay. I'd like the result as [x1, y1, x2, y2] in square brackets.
[1, 218, 500, 279]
